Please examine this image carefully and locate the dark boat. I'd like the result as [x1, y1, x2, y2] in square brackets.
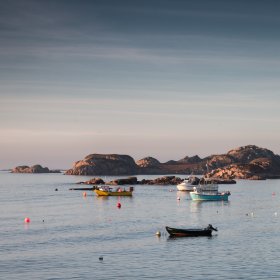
[166, 224, 217, 237]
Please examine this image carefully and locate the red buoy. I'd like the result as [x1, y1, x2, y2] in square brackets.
[117, 202, 121, 208]
[24, 217, 30, 223]
[83, 192, 87, 197]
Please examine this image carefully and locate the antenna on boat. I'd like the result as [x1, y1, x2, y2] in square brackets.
[206, 161, 209, 173]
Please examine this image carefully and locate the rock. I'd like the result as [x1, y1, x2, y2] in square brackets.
[11, 165, 59, 173]
[136, 157, 167, 174]
[77, 177, 105, 185]
[227, 145, 276, 162]
[206, 158, 280, 180]
[64, 145, 280, 178]
[139, 176, 183, 185]
[107, 177, 138, 185]
[204, 154, 234, 169]
[12, 165, 30, 173]
[164, 160, 178, 165]
[136, 157, 160, 167]
[178, 155, 202, 164]
[65, 154, 138, 175]
[205, 145, 280, 180]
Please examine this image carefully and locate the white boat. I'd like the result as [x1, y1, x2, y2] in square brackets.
[177, 176, 199, 191]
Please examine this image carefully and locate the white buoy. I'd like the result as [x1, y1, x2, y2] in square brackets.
[155, 231, 161, 237]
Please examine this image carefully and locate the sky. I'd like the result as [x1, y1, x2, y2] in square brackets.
[1, 0, 280, 169]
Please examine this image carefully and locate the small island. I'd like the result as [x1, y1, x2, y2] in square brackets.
[11, 164, 61, 174]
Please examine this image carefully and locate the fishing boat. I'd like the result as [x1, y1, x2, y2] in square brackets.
[166, 224, 218, 237]
[94, 186, 133, 196]
[190, 187, 231, 201]
[176, 176, 199, 191]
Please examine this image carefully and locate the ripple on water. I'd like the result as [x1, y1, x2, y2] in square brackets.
[1, 173, 280, 279]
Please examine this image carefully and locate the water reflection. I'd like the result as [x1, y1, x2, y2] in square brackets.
[190, 200, 230, 211]
[176, 191, 191, 200]
[166, 235, 216, 241]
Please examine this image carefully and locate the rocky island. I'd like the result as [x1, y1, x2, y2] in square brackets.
[12, 165, 61, 174]
[205, 146, 280, 180]
[65, 145, 280, 180]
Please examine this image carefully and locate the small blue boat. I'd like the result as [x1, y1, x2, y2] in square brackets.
[190, 188, 231, 201]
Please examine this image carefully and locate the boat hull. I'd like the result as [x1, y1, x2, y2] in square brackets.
[166, 226, 215, 237]
[176, 184, 194, 191]
[190, 192, 230, 201]
[94, 189, 133, 196]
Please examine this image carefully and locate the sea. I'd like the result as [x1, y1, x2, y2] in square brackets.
[1, 171, 280, 280]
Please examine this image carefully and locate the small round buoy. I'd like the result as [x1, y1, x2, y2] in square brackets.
[83, 192, 87, 197]
[99, 256, 103, 261]
[177, 197, 180, 200]
[24, 217, 30, 223]
[156, 231, 161, 237]
[117, 202, 121, 208]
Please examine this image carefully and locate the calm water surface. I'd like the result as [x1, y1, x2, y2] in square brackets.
[1, 172, 280, 279]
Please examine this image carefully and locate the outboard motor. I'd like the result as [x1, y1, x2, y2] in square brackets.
[208, 224, 218, 231]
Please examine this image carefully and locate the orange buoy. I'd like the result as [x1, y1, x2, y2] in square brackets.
[83, 192, 87, 197]
[117, 202, 121, 208]
[24, 217, 30, 223]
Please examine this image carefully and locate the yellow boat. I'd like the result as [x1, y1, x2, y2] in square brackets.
[94, 186, 134, 196]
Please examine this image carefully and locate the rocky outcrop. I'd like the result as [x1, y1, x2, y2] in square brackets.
[206, 156, 280, 180]
[65, 145, 280, 179]
[139, 176, 183, 185]
[65, 154, 138, 175]
[178, 155, 202, 164]
[136, 156, 166, 174]
[227, 145, 276, 162]
[77, 177, 105, 185]
[205, 154, 234, 169]
[136, 157, 160, 167]
[12, 165, 60, 173]
[107, 177, 138, 185]
[76, 175, 236, 186]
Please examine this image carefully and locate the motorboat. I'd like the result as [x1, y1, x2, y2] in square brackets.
[94, 186, 133, 196]
[176, 176, 199, 191]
